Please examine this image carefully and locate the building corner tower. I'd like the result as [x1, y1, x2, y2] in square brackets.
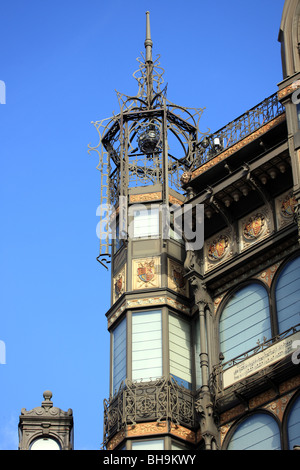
[90, 2, 300, 450]
[89, 12, 217, 450]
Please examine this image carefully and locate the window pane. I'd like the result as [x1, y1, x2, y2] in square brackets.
[132, 439, 164, 450]
[219, 284, 271, 362]
[276, 257, 300, 333]
[171, 441, 188, 450]
[169, 313, 192, 389]
[227, 413, 281, 450]
[288, 395, 300, 450]
[112, 318, 127, 393]
[133, 208, 159, 238]
[132, 310, 162, 381]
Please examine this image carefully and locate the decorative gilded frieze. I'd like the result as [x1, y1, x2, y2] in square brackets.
[239, 206, 272, 251]
[169, 423, 196, 444]
[127, 421, 168, 437]
[132, 257, 161, 290]
[106, 431, 126, 450]
[168, 259, 189, 297]
[275, 190, 297, 230]
[129, 192, 162, 203]
[107, 295, 190, 329]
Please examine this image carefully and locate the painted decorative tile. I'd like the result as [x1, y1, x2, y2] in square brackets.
[112, 265, 126, 303]
[132, 257, 161, 290]
[168, 259, 189, 297]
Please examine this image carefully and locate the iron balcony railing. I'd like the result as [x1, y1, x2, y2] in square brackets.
[102, 376, 196, 448]
[198, 92, 285, 166]
[210, 323, 300, 398]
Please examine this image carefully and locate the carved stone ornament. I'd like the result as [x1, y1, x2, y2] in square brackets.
[180, 171, 192, 185]
[20, 390, 72, 418]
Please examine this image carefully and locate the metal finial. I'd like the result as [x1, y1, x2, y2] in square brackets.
[145, 11, 153, 63]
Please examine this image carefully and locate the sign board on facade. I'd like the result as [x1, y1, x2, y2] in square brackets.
[223, 331, 300, 389]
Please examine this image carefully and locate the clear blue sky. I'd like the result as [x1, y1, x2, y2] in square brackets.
[0, 0, 285, 450]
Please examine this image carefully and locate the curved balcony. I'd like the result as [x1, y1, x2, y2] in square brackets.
[102, 376, 197, 448]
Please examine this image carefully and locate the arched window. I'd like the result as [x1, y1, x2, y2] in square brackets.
[287, 395, 300, 450]
[219, 283, 271, 362]
[275, 256, 300, 334]
[227, 413, 281, 450]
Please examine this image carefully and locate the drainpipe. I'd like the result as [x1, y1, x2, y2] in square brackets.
[190, 276, 219, 450]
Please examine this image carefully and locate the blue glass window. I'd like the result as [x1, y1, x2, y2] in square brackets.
[132, 310, 162, 381]
[227, 413, 281, 450]
[219, 284, 271, 362]
[112, 317, 127, 393]
[275, 256, 300, 334]
[287, 395, 300, 449]
[133, 207, 159, 238]
[169, 313, 192, 389]
[132, 439, 164, 450]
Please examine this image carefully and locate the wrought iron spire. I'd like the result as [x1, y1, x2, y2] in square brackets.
[144, 11, 153, 107]
[145, 11, 153, 62]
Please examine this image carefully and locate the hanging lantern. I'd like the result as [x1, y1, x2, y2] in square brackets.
[138, 123, 161, 154]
